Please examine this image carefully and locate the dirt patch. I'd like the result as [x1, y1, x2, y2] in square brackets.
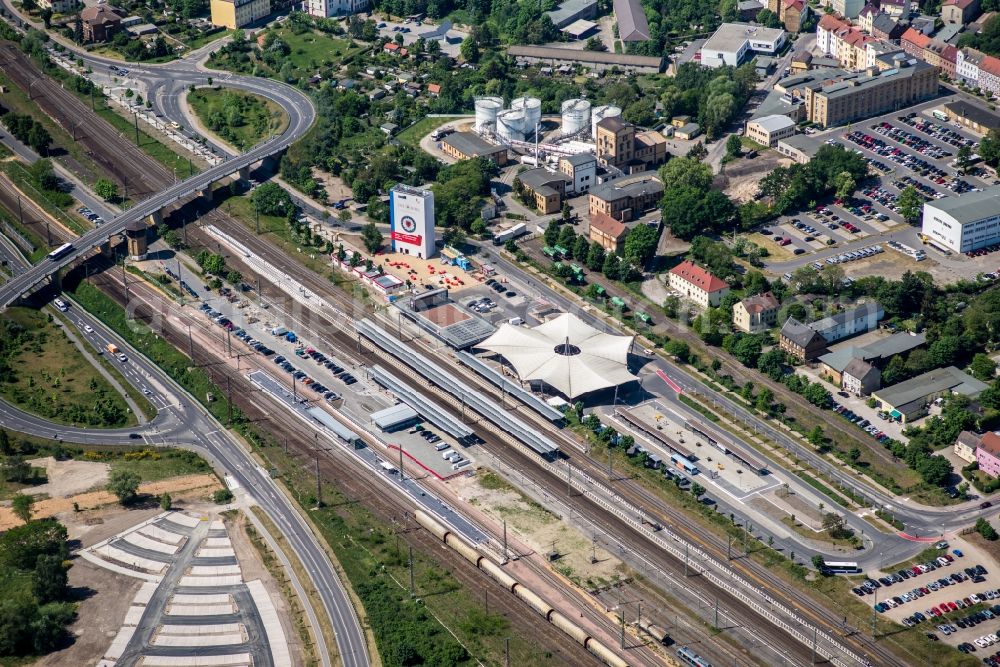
[0, 473, 221, 530]
[311, 168, 353, 204]
[451, 472, 626, 588]
[26, 456, 110, 498]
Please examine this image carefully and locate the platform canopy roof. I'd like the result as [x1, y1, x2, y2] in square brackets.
[477, 313, 635, 398]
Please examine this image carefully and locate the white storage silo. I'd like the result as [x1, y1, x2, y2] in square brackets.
[496, 109, 526, 143]
[474, 96, 503, 134]
[591, 104, 623, 138]
[561, 98, 591, 137]
[511, 97, 542, 134]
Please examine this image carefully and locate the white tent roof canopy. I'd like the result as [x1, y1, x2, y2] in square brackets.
[477, 313, 636, 399]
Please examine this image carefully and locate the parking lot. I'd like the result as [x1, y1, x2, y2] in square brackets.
[761, 96, 1000, 278]
[372, 14, 468, 57]
[856, 543, 1000, 659]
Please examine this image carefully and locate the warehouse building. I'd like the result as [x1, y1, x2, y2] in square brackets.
[872, 366, 988, 423]
[440, 132, 509, 166]
[943, 99, 1000, 135]
[699, 23, 787, 68]
[507, 45, 665, 73]
[921, 185, 1000, 253]
[545, 0, 597, 28]
[371, 403, 421, 432]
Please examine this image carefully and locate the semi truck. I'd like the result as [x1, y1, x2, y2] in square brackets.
[493, 223, 528, 245]
[106, 343, 119, 355]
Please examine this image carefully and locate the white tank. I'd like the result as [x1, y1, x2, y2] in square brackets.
[474, 96, 503, 134]
[511, 97, 542, 134]
[496, 109, 526, 143]
[591, 104, 623, 138]
[561, 98, 591, 137]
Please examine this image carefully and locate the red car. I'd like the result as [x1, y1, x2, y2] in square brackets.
[947, 601, 958, 611]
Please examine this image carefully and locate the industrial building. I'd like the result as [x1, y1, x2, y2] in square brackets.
[614, 0, 651, 41]
[802, 59, 938, 128]
[371, 403, 421, 432]
[440, 132, 509, 165]
[943, 99, 1000, 134]
[776, 134, 823, 163]
[594, 117, 668, 171]
[779, 318, 829, 361]
[872, 366, 988, 423]
[545, 0, 597, 28]
[699, 23, 787, 68]
[389, 185, 435, 259]
[507, 45, 665, 73]
[921, 185, 1000, 253]
[818, 331, 926, 390]
[517, 168, 572, 215]
[744, 115, 796, 147]
[210, 0, 270, 28]
[588, 178, 664, 222]
[558, 153, 597, 193]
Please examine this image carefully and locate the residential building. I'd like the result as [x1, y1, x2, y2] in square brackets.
[545, 0, 597, 28]
[867, 40, 905, 69]
[943, 99, 1000, 134]
[957, 46, 987, 86]
[588, 179, 664, 222]
[699, 23, 787, 68]
[954, 430, 981, 464]
[923, 39, 958, 78]
[858, 3, 878, 32]
[921, 186, 1000, 253]
[979, 55, 1000, 97]
[81, 4, 122, 42]
[901, 27, 931, 59]
[808, 302, 884, 343]
[791, 50, 813, 72]
[880, 0, 910, 19]
[872, 366, 988, 423]
[739, 0, 765, 20]
[506, 45, 665, 73]
[303, 0, 367, 17]
[667, 261, 730, 308]
[614, 0, 651, 41]
[768, 0, 809, 32]
[872, 12, 907, 40]
[842, 358, 880, 395]
[733, 292, 779, 333]
[802, 59, 938, 127]
[745, 114, 796, 146]
[828, 0, 865, 18]
[978, 432, 1000, 477]
[39, 0, 77, 12]
[594, 117, 667, 171]
[817, 14, 852, 55]
[589, 212, 629, 253]
[942, 0, 981, 24]
[776, 134, 824, 163]
[780, 317, 829, 361]
[518, 168, 572, 215]
[559, 153, 597, 194]
[440, 132, 509, 166]
[210, 0, 270, 28]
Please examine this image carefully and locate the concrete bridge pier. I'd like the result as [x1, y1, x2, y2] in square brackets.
[147, 210, 163, 227]
[197, 187, 213, 202]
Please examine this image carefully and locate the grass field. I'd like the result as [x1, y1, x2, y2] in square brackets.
[102, 448, 211, 482]
[88, 102, 201, 179]
[272, 28, 357, 76]
[395, 116, 457, 148]
[187, 88, 289, 151]
[2, 162, 90, 236]
[0, 307, 137, 428]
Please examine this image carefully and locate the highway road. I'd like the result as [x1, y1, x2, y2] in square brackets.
[0, 14, 374, 665]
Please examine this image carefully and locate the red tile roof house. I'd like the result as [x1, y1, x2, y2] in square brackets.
[901, 27, 931, 59]
[977, 431, 1000, 478]
[980, 55, 1000, 97]
[427, 83, 441, 96]
[667, 260, 730, 308]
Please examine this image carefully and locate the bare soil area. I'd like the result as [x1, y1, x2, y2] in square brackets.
[26, 456, 110, 498]
[0, 473, 221, 530]
[451, 472, 627, 588]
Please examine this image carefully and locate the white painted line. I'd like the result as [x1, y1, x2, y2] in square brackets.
[138, 524, 187, 545]
[179, 575, 243, 587]
[140, 654, 251, 666]
[122, 531, 180, 555]
[188, 565, 241, 576]
[225, 475, 240, 490]
[163, 512, 201, 528]
[210, 519, 225, 530]
[124, 605, 146, 626]
[165, 604, 236, 616]
[170, 593, 231, 605]
[95, 545, 168, 573]
[133, 581, 159, 605]
[104, 626, 137, 660]
[247, 579, 291, 667]
[203, 537, 232, 548]
[152, 632, 245, 647]
[196, 547, 236, 558]
[159, 623, 242, 635]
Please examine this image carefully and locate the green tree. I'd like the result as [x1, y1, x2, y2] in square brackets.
[33, 554, 68, 604]
[159, 492, 172, 511]
[584, 35, 607, 51]
[622, 224, 658, 267]
[106, 469, 141, 505]
[225, 270, 242, 286]
[807, 425, 825, 447]
[833, 171, 856, 202]
[572, 234, 589, 261]
[658, 156, 714, 191]
[897, 186, 924, 225]
[11, 494, 33, 524]
[93, 178, 118, 202]
[956, 144, 973, 175]
[543, 220, 560, 246]
[802, 382, 829, 407]
[725, 134, 742, 158]
[250, 182, 294, 216]
[586, 242, 605, 271]
[977, 517, 999, 541]
[0, 518, 68, 569]
[980, 130, 1000, 168]
[812, 554, 827, 572]
[970, 353, 997, 381]
[690, 483, 706, 499]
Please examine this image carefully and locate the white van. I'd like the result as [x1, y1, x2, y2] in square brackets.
[452, 460, 470, 470]
[508, 317, 524, 326]
[441, 450, 453, 460]
[435, 442, 450, 451]
[54, 298, 68, 312]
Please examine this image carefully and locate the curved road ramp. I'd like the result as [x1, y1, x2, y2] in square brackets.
[83, 510, 291, 667]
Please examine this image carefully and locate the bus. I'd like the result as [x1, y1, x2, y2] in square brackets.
[822, 560, 861, 574]
[931, 110, 949, 122]
[671, 453, 700, 476]
[677, 646, 712, 667]
[47, 243, 74, 261]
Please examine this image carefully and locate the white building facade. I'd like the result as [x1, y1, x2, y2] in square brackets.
[390, 185, 436, 259]
[922, 186, 1000, 253]
[699, 23, 786, 68]
[303, 0, 367, 17]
